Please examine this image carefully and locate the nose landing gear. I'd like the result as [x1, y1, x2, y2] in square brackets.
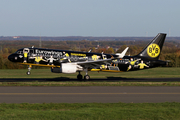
[26, 65, 32, 75]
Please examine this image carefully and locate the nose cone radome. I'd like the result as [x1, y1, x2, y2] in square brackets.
[8, 54, 15, 62]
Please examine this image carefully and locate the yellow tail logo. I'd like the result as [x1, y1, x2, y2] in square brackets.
[147, 43, 160, 58]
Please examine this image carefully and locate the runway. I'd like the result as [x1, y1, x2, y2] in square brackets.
[0, 77, 180, 82]
[0, 86, 180, 103]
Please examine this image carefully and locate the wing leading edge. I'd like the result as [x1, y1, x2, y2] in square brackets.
[77, 58, 112, 69]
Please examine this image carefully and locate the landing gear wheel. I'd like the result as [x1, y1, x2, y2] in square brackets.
[77, 74, 83, 80]
[26, 65, 32, 75]
[84, 75, 90, 81]
[26, 71, 31, 75]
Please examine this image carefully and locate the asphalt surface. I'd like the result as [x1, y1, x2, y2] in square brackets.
[0, 86, 180, 103]
[0, 78, 180, 82]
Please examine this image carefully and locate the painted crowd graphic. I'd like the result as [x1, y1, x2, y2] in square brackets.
[22, 47, 150, 71]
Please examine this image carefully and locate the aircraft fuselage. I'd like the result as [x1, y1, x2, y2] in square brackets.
[8, 33, 168, 80]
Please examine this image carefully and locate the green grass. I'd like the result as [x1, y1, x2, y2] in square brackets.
[0, 67, 180, 79]
[0, 102, 179, 120]
[0, 81, 180, 86]
[0, 67, 180, 86]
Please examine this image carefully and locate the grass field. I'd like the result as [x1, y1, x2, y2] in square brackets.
[0, 102, 179, 120]
[0, 67, 180, 79]
[0, 67, 180, 86]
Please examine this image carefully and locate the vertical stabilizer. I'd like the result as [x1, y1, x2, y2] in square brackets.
[136, 33, 166, 60]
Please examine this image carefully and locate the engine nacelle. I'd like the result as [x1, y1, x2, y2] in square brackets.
[51, 63, 77, 73]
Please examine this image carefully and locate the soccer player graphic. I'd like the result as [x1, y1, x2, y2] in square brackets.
[23, 48, 29, 63]
[127, 58, 138, 71]
[34, 55, 46, 64]
[138, 60, 149, 69]
[46, 55, 58, 65]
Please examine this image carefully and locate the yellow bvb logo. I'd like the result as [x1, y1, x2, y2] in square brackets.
[147, 43, 160, 58]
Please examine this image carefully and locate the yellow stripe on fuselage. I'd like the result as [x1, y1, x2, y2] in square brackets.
[90, 69, 101, 71]
[90, 69, 124, 72]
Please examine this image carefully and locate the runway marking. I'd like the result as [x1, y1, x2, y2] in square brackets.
[0, 93, 180, 95]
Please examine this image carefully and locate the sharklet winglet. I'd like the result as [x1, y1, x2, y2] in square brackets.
[115, 47, 129, 58]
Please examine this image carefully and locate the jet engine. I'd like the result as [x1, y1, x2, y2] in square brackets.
[51, 63, 77, 73]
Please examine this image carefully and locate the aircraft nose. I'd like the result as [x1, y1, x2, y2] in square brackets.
[8, 54, 16, 62]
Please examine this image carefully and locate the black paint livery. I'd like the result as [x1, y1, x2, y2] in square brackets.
[8, 33, 167, 80]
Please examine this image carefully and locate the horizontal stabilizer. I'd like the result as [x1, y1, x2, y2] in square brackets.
[116, 47, 129, 58]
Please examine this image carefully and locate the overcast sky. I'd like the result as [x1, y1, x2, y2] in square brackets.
[0, 0, 179, 37]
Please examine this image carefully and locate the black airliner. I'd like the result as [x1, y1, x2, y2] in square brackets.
[8, 33, 167, 80]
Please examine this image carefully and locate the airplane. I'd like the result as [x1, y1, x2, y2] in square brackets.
[8, 33, 167, 80]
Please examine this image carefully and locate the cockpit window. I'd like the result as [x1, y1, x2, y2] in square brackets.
[17, 51, 22, 54]
[15, 49, 23, 54]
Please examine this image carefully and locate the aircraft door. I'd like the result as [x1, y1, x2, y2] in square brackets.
[29, 49, 34, 56]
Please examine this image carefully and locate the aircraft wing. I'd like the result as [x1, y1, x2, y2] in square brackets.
[76, 59, 112, 69]
[20, 63, 60, 67]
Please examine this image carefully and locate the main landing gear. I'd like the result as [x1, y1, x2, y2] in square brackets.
[77, 69, 90, 81]
[26, 65, 32, 75]
[77, 72, 83, 80]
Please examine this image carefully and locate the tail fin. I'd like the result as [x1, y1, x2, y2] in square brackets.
[136, 33, 166, 60]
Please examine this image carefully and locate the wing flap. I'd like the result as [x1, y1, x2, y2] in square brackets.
[77, 59, 112, 69]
